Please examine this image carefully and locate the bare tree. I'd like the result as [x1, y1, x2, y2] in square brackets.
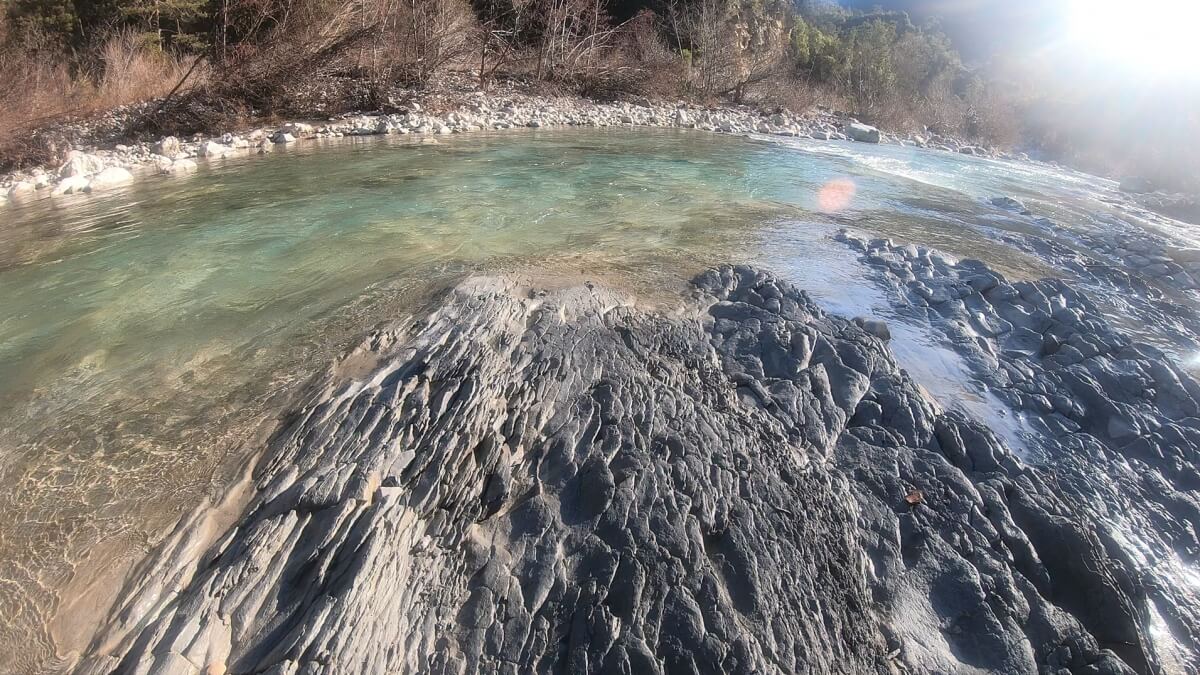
[681, 0, 788, 101]
[531, 0, 615, 80]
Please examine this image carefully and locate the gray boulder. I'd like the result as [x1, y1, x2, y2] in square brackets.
[853, 316, 892, 341]
[198, 140, 234, 158]
[846, 122, 881, 143]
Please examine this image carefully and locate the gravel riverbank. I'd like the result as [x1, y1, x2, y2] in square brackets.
[0, 84, 1016, 204]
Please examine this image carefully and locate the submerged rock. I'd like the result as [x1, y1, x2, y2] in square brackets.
[158, 158, 198, 174]
[990, 195, 1026, 211]
[73, 265, 1198, 674]
[852, 316, 892, 341]
[7, 180, 35, 197]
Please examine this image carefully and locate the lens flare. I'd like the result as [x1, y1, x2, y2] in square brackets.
[818, 178, 856, 212]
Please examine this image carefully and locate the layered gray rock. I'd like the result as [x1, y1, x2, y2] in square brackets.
[74, 265, 1198, 674]
[835, 234, 1200, 674]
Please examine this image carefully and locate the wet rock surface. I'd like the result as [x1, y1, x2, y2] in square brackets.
[975, 196, 1200, 360]
[834, 233, 1200, 673]
[75, 264, 1198, 674]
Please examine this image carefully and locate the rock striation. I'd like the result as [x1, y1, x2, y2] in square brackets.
[74, 264, 1198, 674]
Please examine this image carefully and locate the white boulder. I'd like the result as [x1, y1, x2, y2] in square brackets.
[155, 136, 182, 156]
[846, 122, 881, 143]
[280, 122, 313, 136]
[7, 181, 35, 197]
[85, 167, 134, 191]
[53, 175, 90, 195]
[58, 151, 105, 178]
[199, 141, 233, 158]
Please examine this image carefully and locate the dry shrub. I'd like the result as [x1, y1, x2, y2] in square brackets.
[95, 30, 201, 109]
[575, 10, 685, 100]
[139, 0, 481, 132]
[681, 0, 789, 102]
[0, 28, 81, 133]
[908, 80, 965, 136]
[964, 88, 1022, 148]
[750, 74, 826, 114]
[144, 4, 383, 132]
[367, 0, 480, 87]
[619, 10, 687, 98]
[0, 21, 200, 170]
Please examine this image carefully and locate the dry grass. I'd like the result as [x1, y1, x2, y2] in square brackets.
[0, 26, 202, 170]
[95, 31, 201, 109]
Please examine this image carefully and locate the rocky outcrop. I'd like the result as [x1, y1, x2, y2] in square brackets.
[835, 234, 1200, 674]
[72, 264, 1198, 674]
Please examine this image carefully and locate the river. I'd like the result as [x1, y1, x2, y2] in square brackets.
[0, 127, 1195, 672]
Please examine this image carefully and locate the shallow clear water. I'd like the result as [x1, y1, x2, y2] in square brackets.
[0, 127, 1185, 671]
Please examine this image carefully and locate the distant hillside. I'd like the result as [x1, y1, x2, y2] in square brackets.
[842, 0, 1060, 61]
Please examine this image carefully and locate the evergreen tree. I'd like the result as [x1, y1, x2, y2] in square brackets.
[5, 0, 77, 43]
[117, 0, 210, 51]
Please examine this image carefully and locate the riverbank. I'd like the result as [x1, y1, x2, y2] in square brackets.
[0, 75, 1018, 204]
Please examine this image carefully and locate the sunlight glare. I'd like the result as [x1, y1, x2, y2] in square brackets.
[1066, 0, 1200, 74]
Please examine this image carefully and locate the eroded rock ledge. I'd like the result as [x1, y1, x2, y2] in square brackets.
[75, 265, 1197, 674]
